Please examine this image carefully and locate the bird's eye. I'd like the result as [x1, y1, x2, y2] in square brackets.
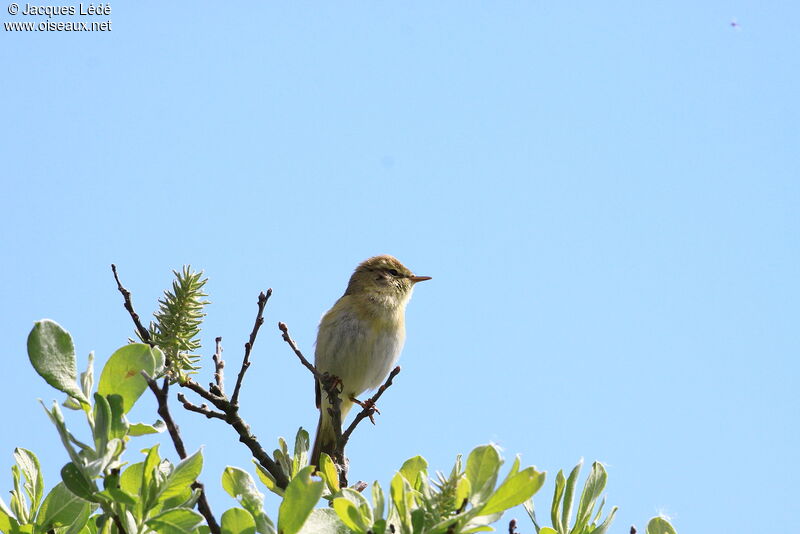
[388, 269, 399, 276]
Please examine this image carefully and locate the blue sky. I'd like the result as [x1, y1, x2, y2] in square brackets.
[2, 2, 798, 532]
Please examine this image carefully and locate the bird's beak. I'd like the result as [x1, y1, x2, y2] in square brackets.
[409, 275, 432, 283]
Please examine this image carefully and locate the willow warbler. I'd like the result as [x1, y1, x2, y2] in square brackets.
[310, 255, 431, 466]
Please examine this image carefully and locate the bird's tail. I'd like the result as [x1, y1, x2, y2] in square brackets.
[310, 398, 353, 469]
[310, 408, 336, 469]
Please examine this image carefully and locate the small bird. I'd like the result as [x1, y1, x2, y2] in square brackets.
[311, 255, 431, 467]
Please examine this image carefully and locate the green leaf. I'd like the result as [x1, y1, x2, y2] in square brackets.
[293, 428, 310, 477]
[318, 453, 339, 494]
[399, 456, 428, 489]
[80, 352, 95, 404]
[562, 461, 582, 533]
[371, 481, 385, 521]
[35, 482, 92, 530]
[14, 448, 44, 512]
[161, 450, 204, 506]
[27, 320, 88, 404]
[254, 462, 284, 498]
[332, 498, 369, 533]
[586, 506, 617, 534]
[550, 470, 565, 534]
[140, 445, 162, 513]
[97, 486, 137, 507]
[221, 507, 256, 534]
[97, 344, 157, 414]
[146, 508, 204, 533]
[120, 461, 144, 496]
[298, 508, 349, 534]
[575, 462, 606, 528]
[339, 488, 373, 525]
[221, 466, 264, 518]
[645, 517, 677, 534]
[60, 463, 97, 502]
[389, 472, 413, 530]
[129, 420, 166, 436]
[0, 508, 18, 533]
[92, 393, 111, 454]
[539, 529, 559, 534]
[480, 467, 545, 516]
[106, 394, 129, 440]
[465, 445, 501, 505]
[277, 466, 324, 534]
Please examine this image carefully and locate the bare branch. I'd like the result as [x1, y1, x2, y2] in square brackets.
[177, 393, 227, 420]
[278, 321, 321, 379]
[212, 336, 225, 393]
[111, 264, 152, 345]
[178, 327, 290, 489]
[231, 289, 271, 406]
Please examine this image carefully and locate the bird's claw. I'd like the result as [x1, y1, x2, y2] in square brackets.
[350, 396, 381, 424]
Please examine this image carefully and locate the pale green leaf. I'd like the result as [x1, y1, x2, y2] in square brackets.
[146, 508, 204, 533]
[399, 456, 428, 488]
[221, 466, 264, 517]
[161, 450, 204, 504]
[221, 507, 256, 534]
[297, 508, 349, 534]
[35, 482, 91, 530]
[27, 320, 88, 404]
[550, 470, 565, 534]
[586, 506, 617, 534]
[562, 461, 582, 533]
[293, 428, 310, 477]
[318, 453, 339, 493]
[480, 467, 545, 516]
[14, 448, 44, 511]
[254, 462, 284, 498]
[277, 466, 324, 534]
[97, 344, 157, 414]
[129, 420, 166, 436]
[371, 481, 385, 521]
[645, 517, 677, 534]
[575, 462, 606, 528]
[465, 445, 501, 505]
[332, 498, 369, 533]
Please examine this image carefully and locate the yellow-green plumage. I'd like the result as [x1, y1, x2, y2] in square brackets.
[311, 255, 430, 467]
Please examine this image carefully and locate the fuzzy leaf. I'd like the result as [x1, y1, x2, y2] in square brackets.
[28, 320, 88, 404]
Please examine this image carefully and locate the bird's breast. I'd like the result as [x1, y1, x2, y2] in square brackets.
[315, 297, 406, 396]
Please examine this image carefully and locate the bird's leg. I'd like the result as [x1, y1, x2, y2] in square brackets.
[349, 395, 381, 424]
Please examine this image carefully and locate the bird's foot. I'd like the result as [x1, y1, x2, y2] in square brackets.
[350, 395, 381, 424]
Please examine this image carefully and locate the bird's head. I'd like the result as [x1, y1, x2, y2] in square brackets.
[344, 255, 431, 305]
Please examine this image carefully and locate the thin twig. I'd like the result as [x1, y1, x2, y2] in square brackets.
[231, 289, 271, 406]
[342, 366, 401, 442]
[212, 336, 225, 393]
[278, 321, 321, 379]
[111, 264, 152, 345]
[177, 393, 227, 420]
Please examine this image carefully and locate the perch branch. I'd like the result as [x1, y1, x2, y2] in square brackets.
[342, 366, 401, 443]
